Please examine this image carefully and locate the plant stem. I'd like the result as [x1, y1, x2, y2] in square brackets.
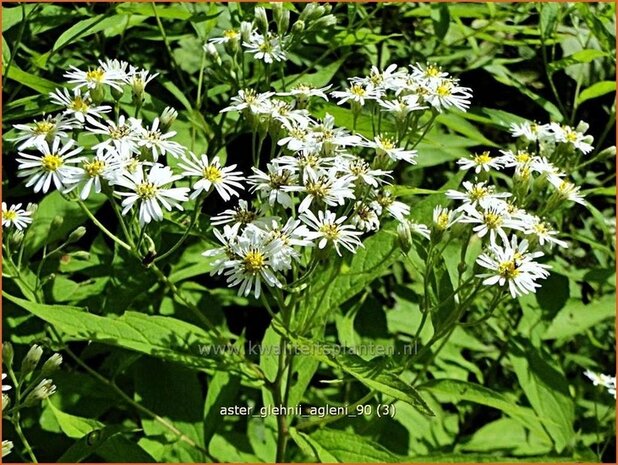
[76, 200, 132, 251]
[12, 415, 38, 463]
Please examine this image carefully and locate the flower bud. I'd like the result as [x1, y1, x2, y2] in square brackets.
[254, 7, 269, 32]
[2, 394, 11, 412]
[23, 379, 57, 406]
[575, 120, 589, 134]
[312, 15, 337, 30]
[299, 3, 317, 22]
[41, 353, 63, 376]
[110, 85, 124, 102]
[2, 440, 13, 458]
[21, 344, 43, 375]
[160, 107, 178, 133]
[205, 43, 222, 66]
[26, 203, 38, 214]
[67, 226, 86, 244]
[3, 342, 14, 367]
[90, 84, 106, 105]
[9, 230, 24, 247]
[240, 21, 253, 42]
[292, 20, 305, 34]
[397, 221, 413, 253]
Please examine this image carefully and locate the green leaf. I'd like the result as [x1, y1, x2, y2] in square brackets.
[52, 15, 124, 52]
[508, 339, 575, 452]
[419, 379, 550, 439]
[431, 3, 450, 40]
[306, 427, 402, 462]
[2, 5, 37, 32]
[289, 428, 338, 462]
[23, 191, 106, 259]
[272, 320, 434, 416]
[576, 81, 616, 105]
[547, 49, 608, 74]
[3, 292, 260, 384]
[46, 400, 103, 439]
[539, 3, 560, 39]
[203, 371, 240, 447]
[134, 358, 207, 462]
[543, 294, 616, 340]
[436, 112, 498, 147]
[4, 65, 58, 94]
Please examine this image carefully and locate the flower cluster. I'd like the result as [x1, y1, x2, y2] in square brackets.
[205, 61, 472, 297]
[207, 4, 337, 65]
[10, 59, 196, 226]
[332, 63, 472, 115]
[584, 369, 616, 398]
[427, 119, 592, 297]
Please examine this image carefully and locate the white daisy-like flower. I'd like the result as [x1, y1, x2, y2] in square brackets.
[243, 31, 287, 63]
[425, 78, 472, 112]
[273, 152, 332, 183]
[331, 83, 378, 107]
[211, 199, 265, 235]
[221, 89, 275, 114]
[261, 218, 313, 272]
[521, 215, 568, 248]
[64, 152, 121, 200]
[409, 63, 449, 85]
[137, 118, 185, 160]
[125, 68, 158, 96]
[336, 157, 391, 187]
[548, 176, 586, 205]
[510, 121, 552, 142]
[248, 163, 297, 208]
[12, 114, 74, 150]
[87, 115, 142, 157]
[584, 370, 616, 398]
[296, 168, 355, 213]
[114, 163, 189, 225]
[476, 236, 551, 298]
[378, 95, 426, 120]
[311, 114, 363, 154]
[178, 152, 245, 201]
[432, 205, 461, 231]
[209, 29, 241, 44]
[550, 122, 594, 154]
[278, 83, 332, 103]
[224, 225, 284, 298]
[300, 209, 363, 256]
[353, 64, 408, 91]
[2, 203, 33, 231]
[50, 87, 112, 124]
[64, 60, 128, 91]
[351, 202, 381, 232]
[373, 191, 410, 222]
[456, 151, 504, 173]
[16, 137, 83, 193]
[363, 134, 417, 164]
[446, 181, 511, 211]
[461, 203, 524, 244]
[278, 118, 315, 152]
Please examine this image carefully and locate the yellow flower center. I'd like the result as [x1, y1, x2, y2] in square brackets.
[377, 194, 394, 208]
[84, 159, 105, 178]
[436, 212, 449, 230]
[243, 250, 265, 274]
[306, 181, 328, 198]
[86, 68, 105, 83]
[4, 210, 17, 221]
[350, 84, 366, 97]
[70, 96, 90, 112]
[234, 209, 257, 225]
[41, 154, 63, 172]
[534, 222, 548, 235]
[136, 182, 158, 199]
[223, 29, 239, 39]
[474, 151, 492, 165]
[377, 135, 396, 151]
[498, 260, 520, 279]
[483, 212, 503, 229]
[469, 186, 488, 201]
[34, 121, 55, 135]
[515, 151, 531, 164]
[436, 83, 451, 97]
[426, 65, 440, 77]
[109, 125, 131, 140]
[203, 165, 222, 182]
[319, 223, 340, 240]
[565, 129, 578, 142]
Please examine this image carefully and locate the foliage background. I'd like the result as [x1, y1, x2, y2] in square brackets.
[2, 2, 616, 463]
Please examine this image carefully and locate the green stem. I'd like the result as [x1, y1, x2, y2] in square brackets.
[77, 200, 131, 250]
